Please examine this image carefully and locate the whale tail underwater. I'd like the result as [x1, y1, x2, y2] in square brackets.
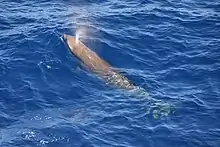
[63, 34, 172, 119]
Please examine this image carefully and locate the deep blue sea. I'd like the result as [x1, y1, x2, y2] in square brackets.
[0, 0, 220, 147]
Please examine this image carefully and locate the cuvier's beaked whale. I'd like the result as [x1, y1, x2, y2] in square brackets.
[63, 34, 138, 90]
[62, 34, 174, 119]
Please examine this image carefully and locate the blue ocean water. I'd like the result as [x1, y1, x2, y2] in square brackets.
[0, 0, 220, 146]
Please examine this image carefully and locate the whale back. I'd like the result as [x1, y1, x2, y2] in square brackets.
[64, 34, 136, 89]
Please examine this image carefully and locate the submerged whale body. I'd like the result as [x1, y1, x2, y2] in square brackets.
[63, 34, 137, 90]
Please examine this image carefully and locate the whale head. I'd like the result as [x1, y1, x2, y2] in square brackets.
[63, 34, 80, 53]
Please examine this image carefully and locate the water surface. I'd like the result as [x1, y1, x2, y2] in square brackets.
[0, 0, 220, 147]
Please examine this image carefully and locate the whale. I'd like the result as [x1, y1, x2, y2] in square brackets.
[63, 34, 137, 90]
[62, 34, 173, 119]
